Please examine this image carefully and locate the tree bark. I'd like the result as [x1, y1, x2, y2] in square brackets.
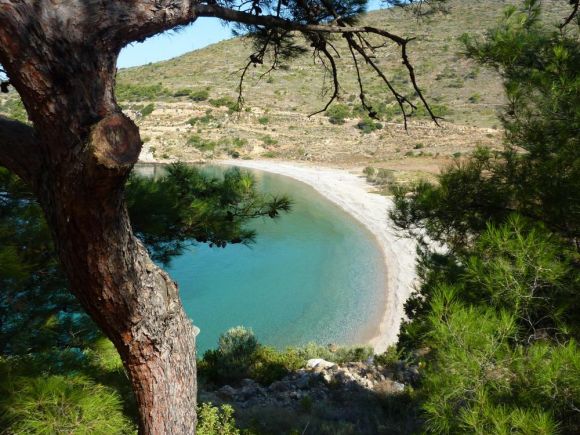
[36, 120, 199, 432]
[0, 3, 201, 433]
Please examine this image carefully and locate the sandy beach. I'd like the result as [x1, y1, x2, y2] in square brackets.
[219, 159, 417, 353]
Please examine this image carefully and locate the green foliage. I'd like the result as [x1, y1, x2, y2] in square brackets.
[422, 283, 579, 433]
[261, 135, 278, 146]
[325, 103, 351, 125]
[362, 166, 375, 178]
[187, 113, 216, 126]
[187, 134, 216, 151]
[197, 403, 241, 435]
[468, 93, 481, 103]
[140, 103, 155, 117]
[0, 168, 90, 355]
[249, 346, 304, 385]
[0, 374, 135, 434]
[115, 83, 169, 101]
[391, 2, 580, 432]
[209, 96, 239, 111]
[356, 117, 382, 134]
[231, 137, 248, 148]
[126, 163, 291, 262]
[218, 326, 259, 377]
[190, 88, 210, 102]
[199, 327, 372, 386]
[461, 0, 580, 239]
[173, 88, 191, 97]
[0, 355, 135, 434]
[364, 167, 395, 190]
[0, 97, 27, 122]
[258, 116, 269, 125]
[374, 346, 402, 368]
[413, 103, 449, 118]
[292, 343, 373, 364]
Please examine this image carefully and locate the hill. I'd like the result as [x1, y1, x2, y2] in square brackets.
[1, 0, 570, 178]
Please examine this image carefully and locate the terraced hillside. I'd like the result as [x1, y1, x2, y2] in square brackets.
[0, 0, 569, 176]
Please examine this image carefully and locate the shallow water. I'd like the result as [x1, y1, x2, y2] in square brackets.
[137, 164, 387, 354]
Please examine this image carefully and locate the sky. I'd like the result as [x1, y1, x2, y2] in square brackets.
[117, 0, 384, 69]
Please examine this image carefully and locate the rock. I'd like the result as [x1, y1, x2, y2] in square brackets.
[392, 381, 405, 393]
[241, 378, 258, 387]
[306, 358, 336, 370]
[295, 373, 311, 389]
[322, 372, 333, 383]
[217, 385, 237, 400]
[269, 380, 291, 392]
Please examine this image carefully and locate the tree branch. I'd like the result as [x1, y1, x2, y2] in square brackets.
[0, 116, 41, 184]
[194, 4, 407, 44]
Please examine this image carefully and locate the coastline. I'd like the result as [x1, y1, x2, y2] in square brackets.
[217, 159, 417, 353]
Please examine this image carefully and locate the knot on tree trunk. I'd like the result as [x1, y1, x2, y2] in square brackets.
[90, 113, 141, 170]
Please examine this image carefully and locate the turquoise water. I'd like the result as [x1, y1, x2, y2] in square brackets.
[150, 166, 387, 354]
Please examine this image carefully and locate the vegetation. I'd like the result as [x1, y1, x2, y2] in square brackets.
[391, 1, 580, 432]
[140, 103, 155, 117]
[0, 163, 292, 432]
[115, 83, 170, 101]
[325, 103, 351, 125]
[187, 134, 217, 152]
[1, 0, 578, 432]
[197, 403, 242, 435]
[209, 96, 239, 112]
[190, 88, 210, 102]
[356, 117, 383, 134]
[199, 327, 373, 386]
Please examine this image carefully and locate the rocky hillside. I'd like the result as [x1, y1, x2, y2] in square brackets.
[201, 356, 423, 434]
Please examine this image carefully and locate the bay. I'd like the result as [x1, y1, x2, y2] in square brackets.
[136, 164, 387, 354]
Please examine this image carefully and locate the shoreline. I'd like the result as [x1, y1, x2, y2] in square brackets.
[217, 159, 417, 353]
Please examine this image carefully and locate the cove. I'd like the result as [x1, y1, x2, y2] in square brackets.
[137, 164, 388, 354]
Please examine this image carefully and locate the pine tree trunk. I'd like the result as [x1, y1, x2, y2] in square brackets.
[33, 113, 200, 433]
[0, 4, 202, 429]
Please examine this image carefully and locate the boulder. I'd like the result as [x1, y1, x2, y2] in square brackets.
[306, 358, 336, 370]
[217, 384, 237, 400]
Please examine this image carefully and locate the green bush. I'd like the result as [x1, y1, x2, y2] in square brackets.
[187, 134, 216, 152]
[325, 104, 351, 125]
[468, 93, 481, 103]
[374, 346, 402, 368]
[292, 342, 373, 364]
[115, 83, 169, 101]
[250, 346, 303, 385]
[232, 137, 248, 148]
[199, 328, 373, 386]
[365, 168, 395, 188]
[197, 403, 241, 435]
[414, 103, 449, 118]
[201, 327, 259, 383]
[356, 117, 382, 134]
[209, 96, 238, 111]
[258, 116, 269, 125]
[187, 113, 215, 125]
[140, 103, 155, 117]
[173, 88, 191, 97]
[261, 135, 278, 146]
[0, 373, 135, 434]
[363, 166, 376, 179]
[190, 89, 210, 102]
